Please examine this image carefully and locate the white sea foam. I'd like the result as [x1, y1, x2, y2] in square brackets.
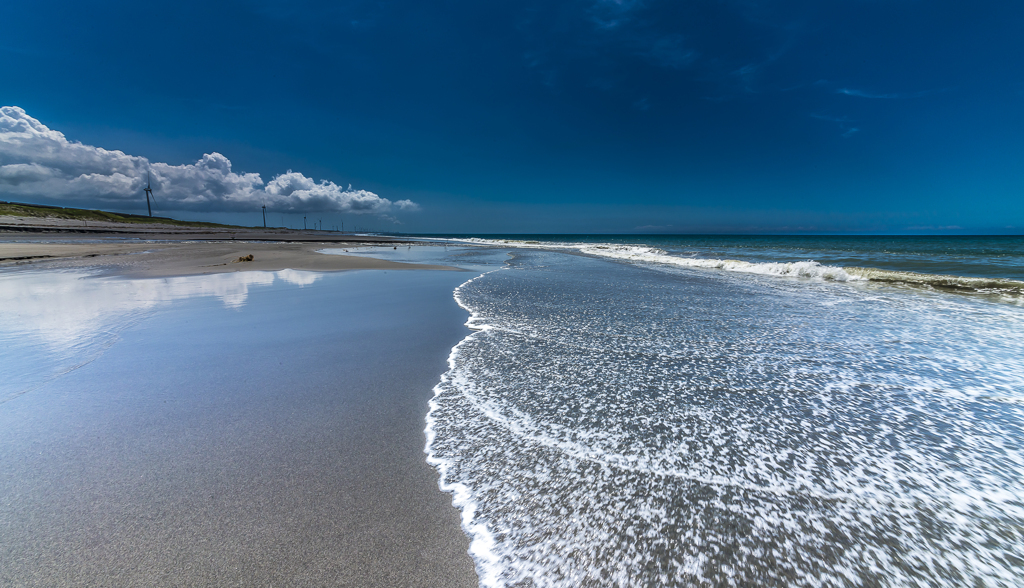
[455, 238, 859, 281]
[425, 269, 507, 586]
[425, 248, 1024, 587]
[454, 237, 1024, 296]
[578, 244, 859, 281]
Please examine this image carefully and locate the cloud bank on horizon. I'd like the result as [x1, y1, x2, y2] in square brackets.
[0, 106, 417, 218]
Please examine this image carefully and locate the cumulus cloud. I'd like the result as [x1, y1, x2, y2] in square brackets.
[264, 171, 418, 214]
[0, 106, 416, 217]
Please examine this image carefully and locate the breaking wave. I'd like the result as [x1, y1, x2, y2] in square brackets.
[455, 238, 1024, 297]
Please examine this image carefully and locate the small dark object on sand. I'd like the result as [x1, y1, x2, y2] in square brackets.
[233, 254, 255, 263]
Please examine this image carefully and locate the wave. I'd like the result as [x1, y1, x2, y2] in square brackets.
[845, 266, 1024, 294]
[425, 269, 506, 587]
[455, 238, 1024, 296]
[424, 254, 1024, 586]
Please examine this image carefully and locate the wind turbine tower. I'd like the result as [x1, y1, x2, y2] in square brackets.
[144, 171, 154, 217]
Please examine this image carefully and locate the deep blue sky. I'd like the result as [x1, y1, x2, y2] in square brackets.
[3, 0, 1023, 233]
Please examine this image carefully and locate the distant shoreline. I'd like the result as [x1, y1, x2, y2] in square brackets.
[0, 214, 460, 277]
[0, 208, 404, 240]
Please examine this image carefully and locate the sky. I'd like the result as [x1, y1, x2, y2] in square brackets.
[1, 0, 1022, 234]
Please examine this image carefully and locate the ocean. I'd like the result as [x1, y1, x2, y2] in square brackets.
[363, 235, 1024, 587]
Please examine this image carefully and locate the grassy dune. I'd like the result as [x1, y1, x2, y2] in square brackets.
[0, 201, 236, 228]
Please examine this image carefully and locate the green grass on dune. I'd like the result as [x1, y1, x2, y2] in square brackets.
[0, 201, 240, 228]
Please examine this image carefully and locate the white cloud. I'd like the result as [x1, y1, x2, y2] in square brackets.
[265, 170, 394, 214]
[0, 106, 417, 217]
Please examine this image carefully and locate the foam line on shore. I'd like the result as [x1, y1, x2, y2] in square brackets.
[425, 268, 506, 587]
[454, 237, 1024, 296]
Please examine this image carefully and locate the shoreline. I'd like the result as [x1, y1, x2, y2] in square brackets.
[1, 233, 458, 278]
[0, 234, 480, 586]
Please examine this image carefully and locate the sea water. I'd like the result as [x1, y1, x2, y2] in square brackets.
[389, 235, 1024, 587]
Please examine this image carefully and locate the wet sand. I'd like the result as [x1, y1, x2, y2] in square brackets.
[1, 214, 443, 276]
[0, 244, 480, 585]
[0, 240, 455, 277]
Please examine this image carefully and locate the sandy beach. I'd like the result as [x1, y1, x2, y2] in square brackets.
[0, 240, 455, 277]
[1, 216, 449, 277]
[0, 225, 480, 586]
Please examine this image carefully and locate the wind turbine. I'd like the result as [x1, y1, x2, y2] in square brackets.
[144, 171, 154, 217]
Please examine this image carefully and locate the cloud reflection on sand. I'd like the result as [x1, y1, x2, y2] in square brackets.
[0, 269, 322, 350]
[0, 268, 323, 403]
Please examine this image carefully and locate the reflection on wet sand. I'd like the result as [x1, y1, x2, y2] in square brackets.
[1, 269, 322, 348]
[0, 269, 322, 401]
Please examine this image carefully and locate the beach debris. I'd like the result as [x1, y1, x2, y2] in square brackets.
[232, 254, 254, 263]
